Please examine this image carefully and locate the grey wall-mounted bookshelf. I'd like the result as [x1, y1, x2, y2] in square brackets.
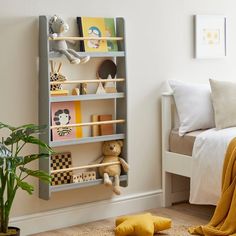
[38, 15, 128, 200]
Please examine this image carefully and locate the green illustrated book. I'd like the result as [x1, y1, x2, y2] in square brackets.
[104, 18, 118, 52]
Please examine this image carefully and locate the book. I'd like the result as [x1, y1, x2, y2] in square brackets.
[51, 152, 72, 186]
[91, 114, 100, 137]
[77, 17, 108, 52]
[104, 18, 118, 51]
[50, 90, 69, 96]
[51, 101, 83, 141]
[99, 114, 113, 135]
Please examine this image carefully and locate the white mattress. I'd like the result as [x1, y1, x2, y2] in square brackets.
[190, 127, 236, 205]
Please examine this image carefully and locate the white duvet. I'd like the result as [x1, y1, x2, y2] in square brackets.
[190, 127, 236, 205]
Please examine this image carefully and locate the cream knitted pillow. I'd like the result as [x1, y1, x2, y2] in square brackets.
[210, 79, 236, 129]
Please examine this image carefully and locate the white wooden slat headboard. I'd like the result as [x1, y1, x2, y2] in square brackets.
[161, 92, 179, 153]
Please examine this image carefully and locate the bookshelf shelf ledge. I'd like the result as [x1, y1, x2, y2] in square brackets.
[50, 78, 125, 85]
[50, 134, 125, 147]
[49, 51, 125, 58]
[50, 119, 125, 129]
[50, 175, 128, 192]
[49, 36, 123, 41]
[50, 93, 125, 102]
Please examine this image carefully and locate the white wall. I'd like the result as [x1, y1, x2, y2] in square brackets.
[1, 0, 236, 219]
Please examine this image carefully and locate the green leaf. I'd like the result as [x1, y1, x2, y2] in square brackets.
[0, 144, 12, 158]
[4, 130, 25, 145]
[11, 124, 47, 135]
[3, 124, 49, 147]
[22, 136, 52, 152]
[12, 156, 24, 166]
[0, 122, 16, 131]
[16, 178, 34, 195]
[16, 153, 49, 167]
[19, 167, 51, 183]
[23, 124, 47, 136]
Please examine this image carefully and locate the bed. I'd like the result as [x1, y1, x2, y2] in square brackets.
[162, 92, 193, 207]
[162, 91, 236, 207]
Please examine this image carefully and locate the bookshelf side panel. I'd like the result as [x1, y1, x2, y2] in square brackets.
[39, 15, 51, 200]
[116, 18, 128, 187]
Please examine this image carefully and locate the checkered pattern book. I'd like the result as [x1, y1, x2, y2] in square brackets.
[51, 152, 72, 186]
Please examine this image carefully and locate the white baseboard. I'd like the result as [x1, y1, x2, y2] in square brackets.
[10, 190, 162, 235]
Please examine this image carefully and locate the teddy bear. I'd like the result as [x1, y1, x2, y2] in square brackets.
[49, 15, 90, 64]
[96, 140, 129, 195]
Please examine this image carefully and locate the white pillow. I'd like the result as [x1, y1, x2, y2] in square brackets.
[209, 79, 236, 129]
[168, 80, 215, 136]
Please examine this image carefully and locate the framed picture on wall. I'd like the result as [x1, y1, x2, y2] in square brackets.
[195, 15, 226, 59]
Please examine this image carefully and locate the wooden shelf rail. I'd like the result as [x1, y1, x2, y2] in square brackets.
[50, 119, 125, 130]
[49, 36, 123, 41]
[50, 78, 125, 85]
[51, 161, 120, 174]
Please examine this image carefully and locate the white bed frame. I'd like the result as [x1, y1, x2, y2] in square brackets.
[162, 92, 193, 207]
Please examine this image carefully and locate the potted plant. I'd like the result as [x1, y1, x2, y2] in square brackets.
[0, 122, 51, 236]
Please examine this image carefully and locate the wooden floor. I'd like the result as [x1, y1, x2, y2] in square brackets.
[33, 203, 215, 236]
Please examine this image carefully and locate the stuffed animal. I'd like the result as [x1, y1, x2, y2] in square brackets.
[49, 15, 90, 64]
[115, 213, 172, 236]
[97, 140, 129, 195]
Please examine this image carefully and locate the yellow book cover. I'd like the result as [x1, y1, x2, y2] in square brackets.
[75, 101, 83, 138]
[77, 17, 108, 52]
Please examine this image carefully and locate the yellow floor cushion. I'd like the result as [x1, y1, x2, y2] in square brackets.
[115, 213, 171, 236]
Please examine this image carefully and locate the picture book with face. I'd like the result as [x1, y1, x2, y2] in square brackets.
[77, 17, 108, 52]
[51, 101, 83, 141]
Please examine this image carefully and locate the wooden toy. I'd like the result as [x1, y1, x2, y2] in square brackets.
[82, 171, 96, 181]
[96, 59, 117, 93]
[97, 60, 117, 79]
[96, 81, 106, 94]
[72, 88, 80, 95]
[80, 83, 88, 95]
[72, 174, 83, 183]
[50, 61, 67, 91]
[72, 171, 96, 183]
[104, 75, 117, 93]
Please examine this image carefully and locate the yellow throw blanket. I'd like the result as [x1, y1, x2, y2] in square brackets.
[189, 137, 236, 236]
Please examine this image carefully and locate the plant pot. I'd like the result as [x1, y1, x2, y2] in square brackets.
[0, 227, 20, 236]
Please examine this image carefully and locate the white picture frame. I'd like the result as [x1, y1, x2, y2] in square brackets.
[195, 15, 226, 59]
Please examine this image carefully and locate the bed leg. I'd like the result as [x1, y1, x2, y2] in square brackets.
[162, 171, 172, 207]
